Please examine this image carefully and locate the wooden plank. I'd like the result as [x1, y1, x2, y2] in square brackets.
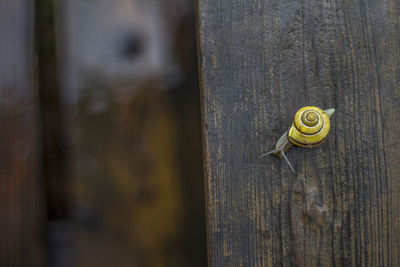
[35, 0, 70, 221]
[35, 0, 72, 265]
[57, 0, 207, 266]
[197, 0, 400, 266]
[0, 0, 45, 266]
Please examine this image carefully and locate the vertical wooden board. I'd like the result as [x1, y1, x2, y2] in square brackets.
[58, 0, 206, 266]
[197, 0, 400, 266]
[0, 0, 45, 266]
[35, 0, 70, 221]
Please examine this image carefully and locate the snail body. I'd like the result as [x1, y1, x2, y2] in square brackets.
[260, 106, 335, 173]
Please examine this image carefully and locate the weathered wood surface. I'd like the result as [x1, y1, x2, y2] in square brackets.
[0, 0, 45, 266]
[198, 0, 400, 266]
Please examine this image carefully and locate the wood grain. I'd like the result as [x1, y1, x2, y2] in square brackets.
[197, 0, 400, 266]
[0, 0, 45, 266]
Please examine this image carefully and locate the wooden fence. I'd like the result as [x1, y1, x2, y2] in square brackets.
[0, 0, 206, 266]
[198, 0, 400, 266]
[2, 0, 400, 266]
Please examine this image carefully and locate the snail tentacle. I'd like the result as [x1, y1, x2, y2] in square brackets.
[259, 149, 295, 173]
[281, 151, 295, 173]
[258, 150, 275, 158]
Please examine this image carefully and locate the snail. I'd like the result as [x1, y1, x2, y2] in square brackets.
[259, 106, 335, 173]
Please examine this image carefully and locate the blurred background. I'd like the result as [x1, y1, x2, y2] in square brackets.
[1, 0, 206, 266]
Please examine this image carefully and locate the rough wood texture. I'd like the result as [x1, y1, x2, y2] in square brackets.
[197, 0, 400, 266]
[0, 0, 45, 266]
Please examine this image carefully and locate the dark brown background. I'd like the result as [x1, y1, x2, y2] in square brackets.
[0, 0, 207, 266]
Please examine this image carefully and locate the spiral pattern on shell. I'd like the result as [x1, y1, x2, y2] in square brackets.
[288, 106, 331, 147]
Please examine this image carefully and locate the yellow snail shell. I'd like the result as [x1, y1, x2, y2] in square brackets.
[259, 106, 335, 173]
[288, 106, 332, 147]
